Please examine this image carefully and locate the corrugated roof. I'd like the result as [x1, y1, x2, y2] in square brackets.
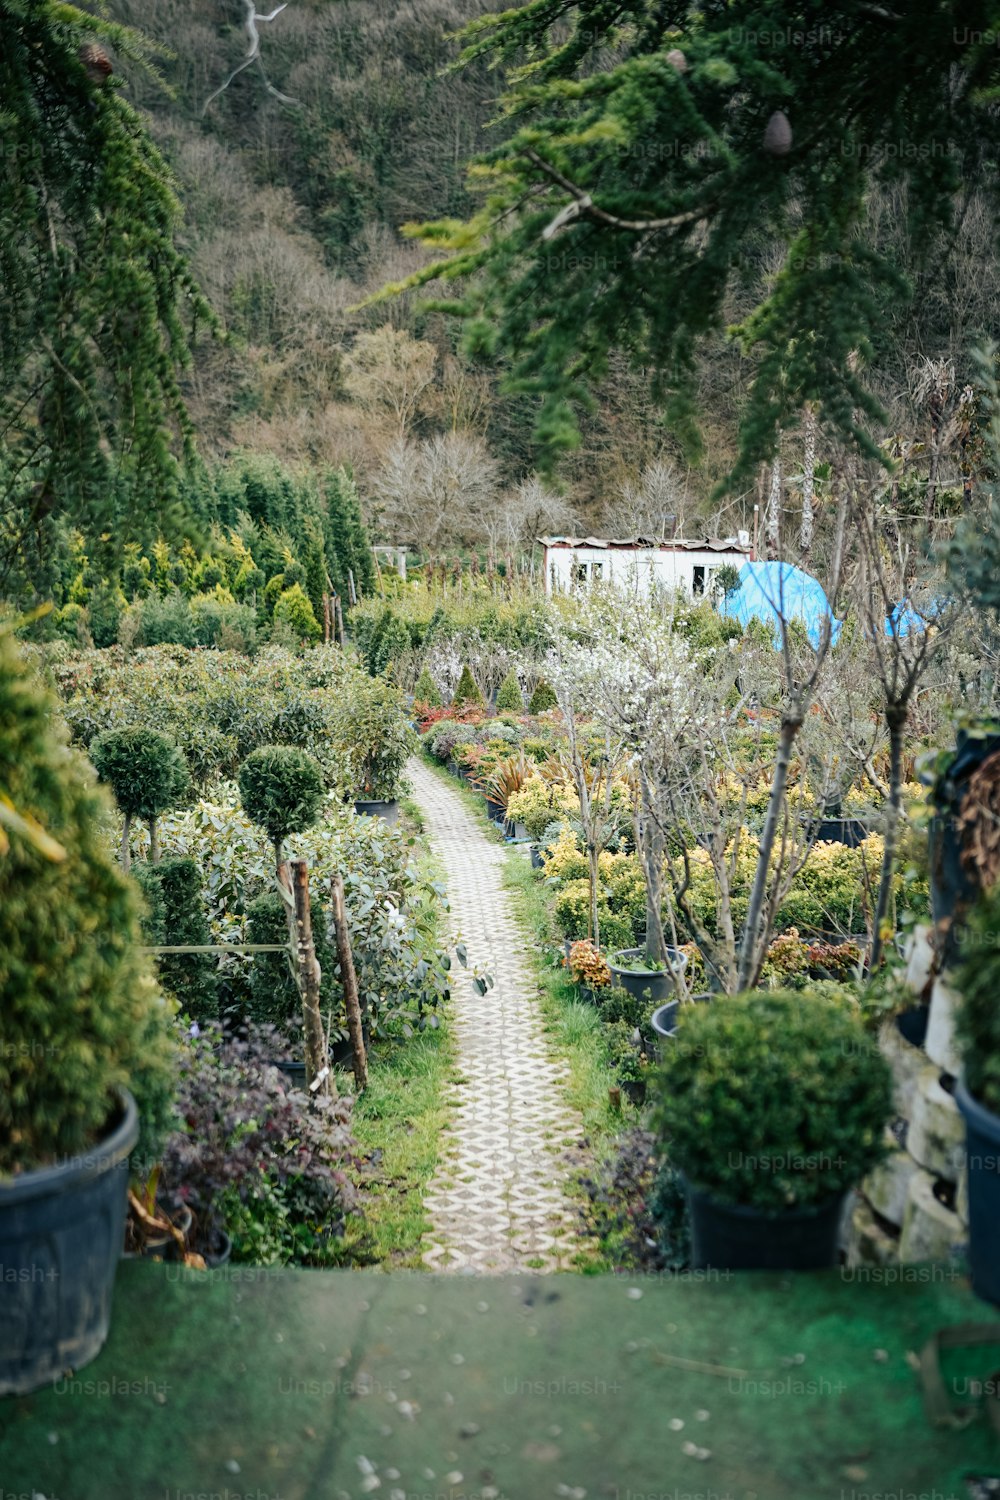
[538, 535, 752, 552]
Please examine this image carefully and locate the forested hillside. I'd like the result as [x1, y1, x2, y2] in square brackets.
[88, 2, 1000, 542]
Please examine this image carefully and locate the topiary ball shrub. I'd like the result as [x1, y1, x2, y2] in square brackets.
[90, 726, 190, 866]
[246, 890, 339, 1032]
[528, 678, 558, 713]
[238, 744, 325, 862]
[0, 628, 176, 1175]
[651, 989, 892, 1213]
[494, 668, 524, 714]
[452, 664, 484, 709]
[134, 858, 219, 1026]
[955, 884, 1000, 1114]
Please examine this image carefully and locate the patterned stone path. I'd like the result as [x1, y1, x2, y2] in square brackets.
[408, 757, 584, 1273]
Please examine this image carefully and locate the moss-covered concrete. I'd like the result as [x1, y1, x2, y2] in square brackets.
[1, 1261, 998, 1498]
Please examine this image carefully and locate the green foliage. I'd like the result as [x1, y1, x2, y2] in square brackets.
[272, 582, 322, 643]
[528, 678, 558, 714]
[652, 990, 892, 1212]
[134, 857, 218, 1025]
[495, 668, 524, 713]
[452, 663, 484, 709]
[955, 884, 1000, 1114]
[90, 727, 190, 822]
[412, 667, 442, 706]
[246, 889, 337, 1033]
[330, 669, 416, 800]
[399, 3, 1000, 486]
[51, 643, 353, 787]
[0, 627, 176, 1174]
[0, 1, 213, 581]
[239, 745, 325, 852]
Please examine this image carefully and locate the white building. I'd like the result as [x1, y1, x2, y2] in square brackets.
[539, 534, 754, 599]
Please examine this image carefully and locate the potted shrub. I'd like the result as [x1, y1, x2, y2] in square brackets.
[922, 726, 1000, 962]
[238, 744, 325, 869]
[607, 1020, 647, 1105]
[608, 946, 688, 1004]
[474, 753, 530, 829]
[652, 989, 892, 1270]
[954, 884, 1000, 1306]
[566, 938, 612, 1002]
[0, 628, 176, 1394]
[332, 672, 416, 823]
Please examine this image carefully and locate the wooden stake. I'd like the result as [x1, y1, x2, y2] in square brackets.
[322, 592, 331, 644]
[331, 873, 368, 1091]
[334, 593, 346, 648]
[288, 859, 334, 1097]
[347, 567, 357, 606]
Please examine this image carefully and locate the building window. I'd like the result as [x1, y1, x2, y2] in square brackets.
[692, 564, 706, 596]
[573, 561, 588, 584]
[591, 561, 604, 580]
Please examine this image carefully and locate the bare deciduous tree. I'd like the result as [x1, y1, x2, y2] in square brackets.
[343, 324, 437, 437]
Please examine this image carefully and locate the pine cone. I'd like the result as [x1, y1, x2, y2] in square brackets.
[763, 110, 793, 156]
[78, 43, 113, 86]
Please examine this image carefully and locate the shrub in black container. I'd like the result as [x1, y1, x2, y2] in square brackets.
[91, 726, 190, 868]
[0, 627, 175, 1391]
[135, 857, 219, 1025]
[652, 989, 892, 1269]
[238, 744, 325, 866]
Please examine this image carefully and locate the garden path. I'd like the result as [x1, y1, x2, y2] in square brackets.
[407, 757, 584, 1272]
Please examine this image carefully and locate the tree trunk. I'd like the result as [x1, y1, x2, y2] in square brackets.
[332, 873, 368, 1091]
[588, 842, 601, 950]
[765, 458, 782, 559]
[738, 717, 799, 988]
[868, 705, 906, 971]
[121, 812, 131, 872]
[290, 859, 334, 1097]
[800, 406, 816, 559]
[638, 770, 669, 964]
[149, 815, 159, 864]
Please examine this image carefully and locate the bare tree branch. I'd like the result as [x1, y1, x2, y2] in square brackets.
[203, 1, 298, 115]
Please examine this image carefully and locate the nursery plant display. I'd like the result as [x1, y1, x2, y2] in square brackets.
[652, 989, 892, 1270]
[0, 627, 176, 1393]
[329, 668, 416, 815]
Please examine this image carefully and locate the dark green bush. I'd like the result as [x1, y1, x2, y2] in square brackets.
[0, 627, 176, 1174]
[246, 890, 338, 1032]
[138, 590, 197, 647]
[452, 664, 484, 708]
[528, 678, 558, 713]
[494, 668, 524, 713]
[90, 726, 190, 863]
[652, 989, 892, 1212]
[955, 885, 1000, 1114]
[413, 666, 442, 707]
[238, 744, 325, 859]
[135, 858, 219, 1025]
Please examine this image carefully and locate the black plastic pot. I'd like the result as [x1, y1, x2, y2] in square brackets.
[621, 1079, 647, 1106]
[647, 994, 713, 1061]
[530, 845, 544, 870]
[684, 1178, 847, 1271]
[484, 797, 507, 825]
[955, 1078, 1000, 1306]
[274, 1020, 372, 1082]
[608, 947, 687, 1004]
[354, 798, 399, 827]
[815, 817, 870, 848]
[205, 1230, 233, 1269]
[0, 1089, 138, 1396]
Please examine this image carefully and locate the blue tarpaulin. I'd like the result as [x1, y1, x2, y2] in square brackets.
[720, 560, 842, 649]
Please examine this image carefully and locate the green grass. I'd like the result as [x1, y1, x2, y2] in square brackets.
[339, 1021, 452, 1268]
[336, 776, 455, 1269]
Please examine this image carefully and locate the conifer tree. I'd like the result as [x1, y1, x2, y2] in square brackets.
[392, 2, 1000, 488]
[1, 1, 213, 582]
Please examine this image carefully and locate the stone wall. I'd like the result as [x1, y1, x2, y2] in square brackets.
[845, 925, 969, 1269]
